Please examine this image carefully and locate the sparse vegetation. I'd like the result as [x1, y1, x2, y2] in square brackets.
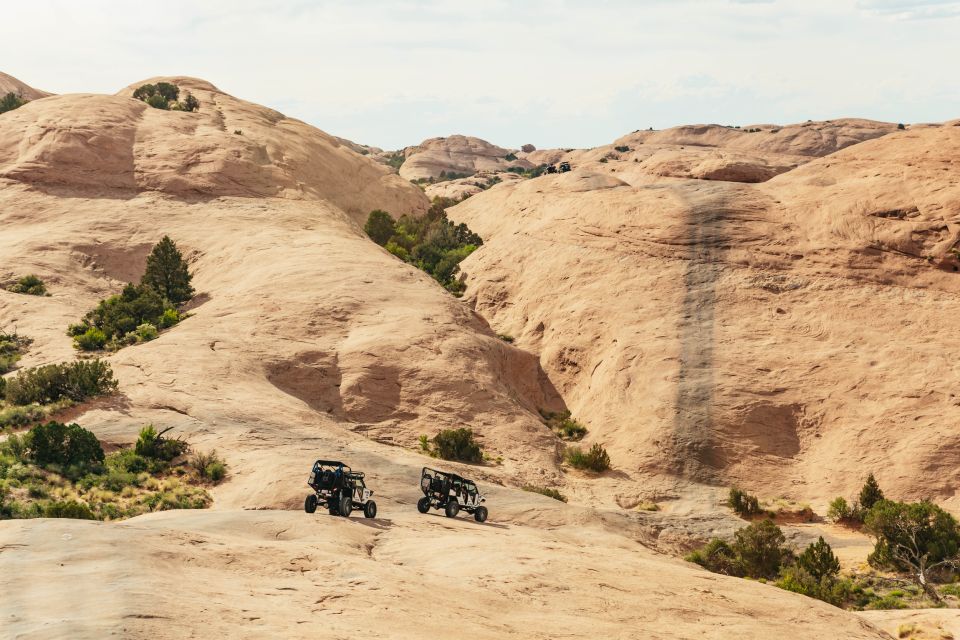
[69, 237, 192, 351]
[728, 487, 763, 517]
[190, 449, 228, 484]
[3, 359, 117, 406]
[384, 152, 406, 170]
[0, 329, 32, 374]
[431, 428, 483, 463]
[0, 92, 27, 115]
[503, 153, 518, 161]
[859, 473, 885, 510]
[0, 423, 218, 520]
[522, 485, 567, 502]
[132, 83, 200, 112]
[496, 333, 514, 343]
[564, 443, 610, 472]
[6, 274, 47, 296]
[539, 409, 587, 441]
[614, 145, 630, 152]
[363, 199, 483, 296]
[827, 473, 884, 526]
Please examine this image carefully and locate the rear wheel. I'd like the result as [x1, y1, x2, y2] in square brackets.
[474, 506, 488, 523]
[417, 497, 431, 514]
[304, 494, 318, 514]
[364, 501, 378, 519]
[445, 501, 460, 518]
[338, 494, 353, 517]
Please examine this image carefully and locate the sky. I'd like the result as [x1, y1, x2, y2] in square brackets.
[3, 0, 959, 150]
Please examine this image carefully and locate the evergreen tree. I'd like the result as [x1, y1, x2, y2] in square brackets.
[142, 236, 194, 304]
[859, 473, 885, 511]
[797, 536, 840, 581]
[364, 210, 396, 246]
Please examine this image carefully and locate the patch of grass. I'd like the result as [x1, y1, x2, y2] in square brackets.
[522, 485, 567, 502]
[564, 443, 610, 472]
[6, 275, 47, 296]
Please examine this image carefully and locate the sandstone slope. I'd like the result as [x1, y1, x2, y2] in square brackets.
[450, 121, 960, 511]
[0, 71, 51, 101]
[0, 75, 905, 638]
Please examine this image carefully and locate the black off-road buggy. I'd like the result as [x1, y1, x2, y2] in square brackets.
[304, 460, 377, 518]
[558, 161, 571, 173]
[416, 467, 488, 522]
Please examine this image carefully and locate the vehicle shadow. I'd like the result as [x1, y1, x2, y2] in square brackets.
[348, 517, 393, 531]
[419, 512, 509, 530]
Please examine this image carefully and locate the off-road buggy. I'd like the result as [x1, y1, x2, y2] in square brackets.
[304, 460, 377, 518]
[416, 467, 488, 522]
[558, 161, 571, 173]
[545, 164, 558, 174]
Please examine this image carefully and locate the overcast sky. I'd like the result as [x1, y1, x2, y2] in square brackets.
[3, 0, 959, 149]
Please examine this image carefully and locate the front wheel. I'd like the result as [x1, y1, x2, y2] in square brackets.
[304, 494, 318, 514]
[474, 506, 488, 523]
[445, 501, 460, 518]
[417, 497, 431, 514]
[338, 494, 353, 517]
[364, 501, 378, 519]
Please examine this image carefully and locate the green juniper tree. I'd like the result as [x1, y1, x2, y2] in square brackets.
[142, 236, 194, 304]
[859, 473, 885, 511]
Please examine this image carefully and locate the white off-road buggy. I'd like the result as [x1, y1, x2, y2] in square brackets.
[416, 467, 488, 522]
[304, 460, 377, 518]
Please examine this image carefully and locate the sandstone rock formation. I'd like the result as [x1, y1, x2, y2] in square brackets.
[398, 134, 531, 181]
[0, 71, 51, 101]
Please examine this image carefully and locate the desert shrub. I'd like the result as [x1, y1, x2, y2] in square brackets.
[7, 274, 47, 295]
[74, 327, 107, 351]
[776, 564, 852, 606]
[827, 496, 852, 523]
[687, 538, 743, 576]
[157, 308, 180, 329]
[0, 329, 31, 374]
[614, 145, 630, 152]
[897, 123, 906, 130]
[859, 473, 885, 511]
[939, 583, 960, 597]
[191, 449, 227, 483]
[503, 152, 518, 161]
[156, 82, 179, 102]
[363, 200, 483, 296]
[181, 92, 200, 112]
[136, 323, 158, 342]
[27, 421, 104, 468]
[540, 410, 587, 441]
[132, 84, 156, 100]
[142, 236, 194, 304]
[3, 359, 117, 406]
[564, 443, 610, 472]
[145, 94, 169, 110]
[522, 485, 567, 502]
[728, 487, 763, 517]
[418, 434, 431, 453]
[135, 425, 188, 462]
[44, 499, 96, 520]
[1, 92, 27, 114]
[432, 428, 483, 463]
